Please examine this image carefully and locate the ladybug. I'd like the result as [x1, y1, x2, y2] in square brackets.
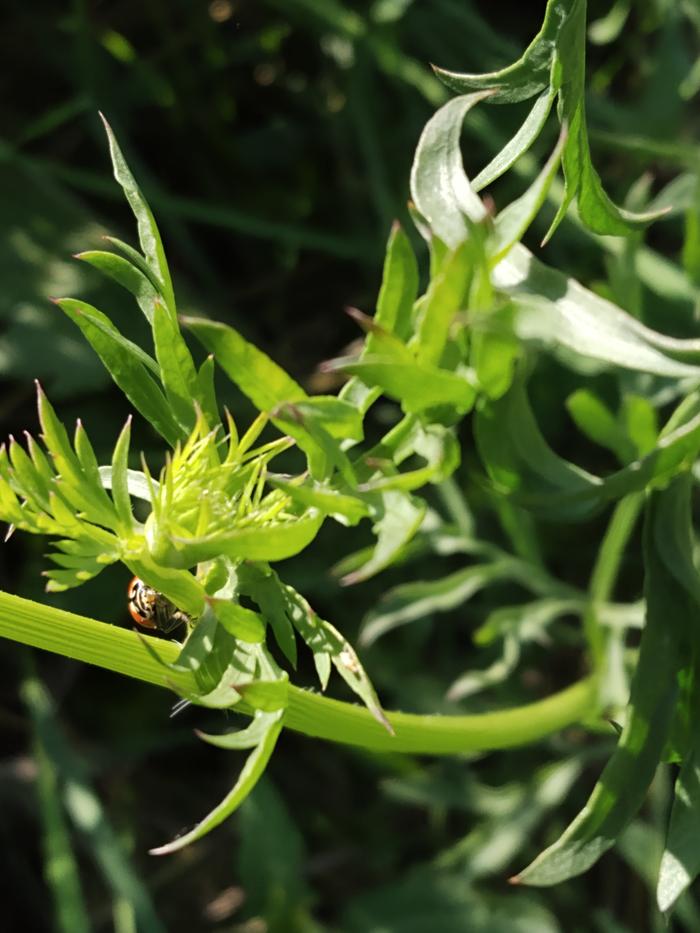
[127, 576, 190, 634]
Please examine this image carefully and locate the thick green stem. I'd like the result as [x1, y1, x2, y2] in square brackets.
[0, 590, 596, 754]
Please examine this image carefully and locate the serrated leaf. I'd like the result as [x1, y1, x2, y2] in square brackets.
[237, 564, 297, 667]
[282, 583, 391, 731]
[8, 435, 51, 512]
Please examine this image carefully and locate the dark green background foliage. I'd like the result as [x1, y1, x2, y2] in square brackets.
[1, 1, 699, 930]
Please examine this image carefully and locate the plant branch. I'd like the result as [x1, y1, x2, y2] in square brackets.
[0, 590, 597, 754]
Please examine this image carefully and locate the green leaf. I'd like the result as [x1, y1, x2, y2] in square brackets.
[23, 673, 166, 932]
[110, 417, 134, 535]
[149, 709, 284, 855]
[331, 355, 477, 415]
[548, 0, 670, 239]
[361, 558, 561, 647]
[515, 480, 692, 885]
[432, 0, 563, 103]
[75, 249, 158, 324]
[55, 299, 183, 447]
[210, 599, 266, 643]
[32, 388, 119, 531]
[413, 241, 472, 366]
[497, 245, 700, 378]
[621, 395, 658, 458]
[152, 299, 198, 433]
[588, 0, 630, 45]
[341, 222, 418, 415]
[358, 422, 461, 493]
[341, 490, 425, 585]
[472, 88, 556, 192]
[167, 510, 324, 567]
[286, 396, 364, 442]
[269, 475, 370, 526]
[238, 563, 297, 668]
[477, 381, 700, 521]
[100, 114, 175, 312]
[271, 402, 357, 485]
[374, 222, 419, 342]
[23, 674, 91, 933]
[98, 465, 156, 503]
[491, 127, 566, 262]
[103, 236, 165, 297]
[566, 389, 632, 463]
[125, 555, 206, 618]
[658, 740, 700, 914]
[197, 710, 280, 750]
[431, 1, 668, 241]
[8, 434, 51, 512]
[475, 379, 599, 517]
[184, 316, 307, 412]
[195, 354, 219, 430]
[410, 92, 492, 248]
[56, 298, 160, 375]
[469, 302, 520, 400]
[282, 582, 391, 731]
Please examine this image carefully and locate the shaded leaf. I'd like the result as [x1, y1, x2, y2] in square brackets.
[516, 480, 693, 885]
[150, 710, 284, 855]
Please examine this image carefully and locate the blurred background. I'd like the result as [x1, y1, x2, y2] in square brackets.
[1, 1, 699, 930]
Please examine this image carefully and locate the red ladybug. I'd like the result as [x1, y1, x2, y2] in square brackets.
[127, 576, 189, 634]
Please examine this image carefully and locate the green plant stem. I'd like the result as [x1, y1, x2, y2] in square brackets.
[585, 491, 644, 664]
[0, 591, 596, 754]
